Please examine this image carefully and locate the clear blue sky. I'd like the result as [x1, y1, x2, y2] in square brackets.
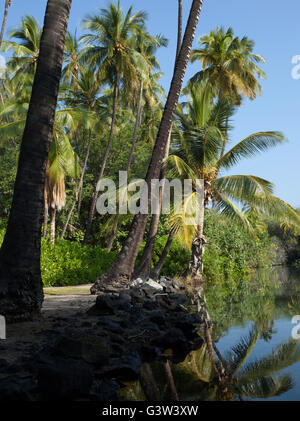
[1, 0, 300, 207]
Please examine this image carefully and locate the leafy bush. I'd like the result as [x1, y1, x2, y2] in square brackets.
[152, 235, 190, 277]
[41, 238, 117, 287]
[203, 211, 274, 284]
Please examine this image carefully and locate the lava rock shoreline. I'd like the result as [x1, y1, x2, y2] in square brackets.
[0, 277, 204, 401]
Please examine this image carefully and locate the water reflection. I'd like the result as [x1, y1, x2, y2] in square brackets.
[120, 267, 300, 401]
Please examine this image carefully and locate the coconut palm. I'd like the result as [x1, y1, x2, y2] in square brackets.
[165, 82, 300, 279]
[0, 0, 12, 47]
[81, 1, 149, 245]
[1, 15, 42, 76]
[189, 26, 266, 105]
[91, 0, 205, 293]
[106, 33, 167, 252]
[60, 66, 105, 239]
[62, 30, 83, 89]
[0, 0, 72, 321]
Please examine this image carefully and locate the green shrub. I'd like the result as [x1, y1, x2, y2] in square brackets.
[41, 238, 117, 287]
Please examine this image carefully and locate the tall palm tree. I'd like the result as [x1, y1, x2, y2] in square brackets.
[91, 0, 205, 294]
[81, 1, 148, 245]
[0, 0, 72, 322]
[106, 33, 168, 252]
[62, 30, 83, 89]
[0, 0, 11, 47]
[167, 83, 300, 279]
[189, 26, 266, 105]
[133, 4, 182, 280]
[1, 15, 42, 76]
[60, 66, 103, 239]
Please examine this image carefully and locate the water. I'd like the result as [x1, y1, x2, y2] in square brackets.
[213, 266, 300, 401]
[120, 266, 300, 401]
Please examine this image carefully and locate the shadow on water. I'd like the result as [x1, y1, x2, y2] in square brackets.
[119, 266, 300, 401]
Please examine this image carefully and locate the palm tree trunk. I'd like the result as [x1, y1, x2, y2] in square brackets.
[106, 80, 143, 251]
[133, 132, 170, 280]
[49, 207, 56, 244]
[91, 0, 204, 293]
[83, 80, 119, 246]
[78, 128, 92, 216]
[176, 0, 183, 59]
[188, 192, 206, 280]
[60, 128, 92, 240]
[0, 0, 11, 47]
[133, 0, 183, 280]
[126, 80, 143, 174]
[43, 195, 48, 239]
[150, 228, 176, 280]
[0, 0, 72, 322]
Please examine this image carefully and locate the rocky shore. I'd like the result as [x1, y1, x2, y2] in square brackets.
[0, 278, 204, 401]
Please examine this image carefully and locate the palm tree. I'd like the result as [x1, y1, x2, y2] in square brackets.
[0, 0, 12, 47]
[90, 0, 205, 294]
[189, 26, 266, 105]
[1, 15, 42, 76]
[60, 66, 103, 239]
[166, 83, 300, 280]
[106, 33, 168, 252]
[44, 119, 80, 244]
[62, 30, 83, 89]
[81, 1, 148, 245]
[0, 0, 72, 322]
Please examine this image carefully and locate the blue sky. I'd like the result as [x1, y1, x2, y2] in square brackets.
[1, 0, 300, 207]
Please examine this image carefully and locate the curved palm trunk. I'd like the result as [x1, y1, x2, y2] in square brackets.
[150, 228, 176, 280]
[133, 1, 183, 280]
[91, 0, 204, 294]
[83, 80, 119, 246]
[133, 133, 170, 280]
[188, 192, 206, 280]
[0, 0, 11, 47]
[60, 128, 92, 240]
[0, 0, 72, 322]
[49, 207, 56, 244]
[107, 80, 143, 252]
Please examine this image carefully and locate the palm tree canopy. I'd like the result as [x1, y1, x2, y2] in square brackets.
[1, 15, 41, 75]
[189, 26, 266, 103]
[165, 82, 300, 246]
[80, 1, 149, 90]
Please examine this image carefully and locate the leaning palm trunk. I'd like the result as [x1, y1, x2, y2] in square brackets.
[91, 0, 204, 293]
[60, 128, 92, 240]
[83, 81, 119, 246]
[133, 132, 171, 280]
[129, 1, 183, 279]
[106, 80, 143, 252]
[0, 0, 72, 321]
[0, 0, 11, 47]
[150, 228, 176, 280]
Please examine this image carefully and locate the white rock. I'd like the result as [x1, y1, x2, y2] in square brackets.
[129, 278, 144, 288]
[145, 279, 163, 290]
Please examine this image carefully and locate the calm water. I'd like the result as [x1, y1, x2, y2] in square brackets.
[120, 266, 300, 401]
[214, 266, 300, 401]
